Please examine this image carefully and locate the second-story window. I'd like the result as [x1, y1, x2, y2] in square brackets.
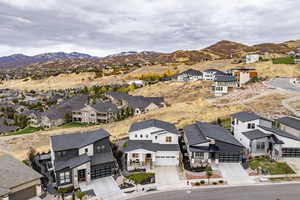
[85, 148, 88, 153]
[140, 134, 143, 138]
[166, 136, 172, 143]
[155, 136, 158, 140]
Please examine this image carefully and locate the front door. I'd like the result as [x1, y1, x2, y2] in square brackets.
[78, 169, 86, 182]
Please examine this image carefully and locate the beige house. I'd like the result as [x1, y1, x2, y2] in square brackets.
[0, 154, 42, 200]
[72, 102, 118, 124]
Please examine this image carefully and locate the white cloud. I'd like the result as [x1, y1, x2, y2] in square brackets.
[0, 0, 299, 56]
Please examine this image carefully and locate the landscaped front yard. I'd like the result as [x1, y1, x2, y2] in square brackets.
[249, 157, 295, 175]
[125, 173, 155, 185]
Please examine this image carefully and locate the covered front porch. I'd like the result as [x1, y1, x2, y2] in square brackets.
[126, 150, 156, 172]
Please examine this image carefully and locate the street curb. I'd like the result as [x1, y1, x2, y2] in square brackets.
[123, 181, 300, 200]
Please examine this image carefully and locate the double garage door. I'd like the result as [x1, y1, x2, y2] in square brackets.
[91, 167, 112, 179]
[9, 186, 36, 200]
[155, 152, 179, 166]
[219, 153, 242, 163]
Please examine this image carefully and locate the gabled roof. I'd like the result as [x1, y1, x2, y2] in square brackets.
[124, 140, 180, 152]
[259, 126, 300, 141]
[54, 154, 90, 171]
[242, 129, 269, 140]
[129, 119, 178, 134]
[51, 128, 111, 151]
[183, 124, 209, 145]
[181, 69, 203, 76]
[89, 101, 118, 113]
[231, 112, 271, 122]
[184, 122, 243, 147]
[214, 75, 236, 82]
[276, 116, 300, 131]
[0, 154, 42, 190]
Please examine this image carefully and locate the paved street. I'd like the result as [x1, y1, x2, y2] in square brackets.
[130, 183, 300, 200]
[267, 78, 300, 92]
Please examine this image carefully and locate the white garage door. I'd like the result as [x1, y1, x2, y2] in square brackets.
[155, 151, 179, 166]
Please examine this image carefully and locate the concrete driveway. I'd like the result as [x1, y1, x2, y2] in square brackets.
[284, 158, 300, 174]
[80, 176, 126, 200]
[218, 163, 255, 185]
[155, 166, 185, 190]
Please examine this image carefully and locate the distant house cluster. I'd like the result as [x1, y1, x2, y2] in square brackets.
[168, 67, 257, 96]
[0, 87, 166, 134]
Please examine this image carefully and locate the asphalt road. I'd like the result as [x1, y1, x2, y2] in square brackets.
[130, 183, 300, 200]
[267, 78, 300, 92]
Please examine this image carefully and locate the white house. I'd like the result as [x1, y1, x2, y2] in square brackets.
[231, 112, 300, 158]
[174, 69, 203, 82]
[202, 69, 226, 81]
[246, 54, 260, 64]
[211, 75, 238, 96]
[228, 66, 258, 85]
[124, 119, 180, 171]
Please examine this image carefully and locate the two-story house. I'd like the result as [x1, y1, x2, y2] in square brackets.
[231, 112, 300, 159]
[183, 122, 244, 168]
[72, 101, 119, 124]
[124, 119, 180, 171]
[228, 66, 257, 86]
[50, 129, 118, 189]
[202, 69, 226, 81]
[211, 75, 237, 96]
[174, 69, 203, 82]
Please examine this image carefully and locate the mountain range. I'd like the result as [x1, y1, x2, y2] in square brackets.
[0, 39, 299, 71]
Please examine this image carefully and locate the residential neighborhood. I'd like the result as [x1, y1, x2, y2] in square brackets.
[1, 1, 300, 199]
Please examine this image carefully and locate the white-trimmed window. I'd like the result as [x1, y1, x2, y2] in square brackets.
[132, 153, 139, 158]
[60, 171, 71, 184]
[256, 142, 265, 150]
[194, 152, 204, 159]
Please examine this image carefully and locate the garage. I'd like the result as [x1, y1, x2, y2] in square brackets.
[218, 153, 242, 162]
[282, 148, 300, 157]
[10, 186, 37, 200]
[91, 167, 112, 179]
[155, 151, 179, 166]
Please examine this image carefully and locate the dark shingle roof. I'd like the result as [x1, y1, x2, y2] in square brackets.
[123, 140, 180, 152]
[51, 129, 111, 151]
[91, 151, 116, 166]
[89, 101, 118, 113]
[214, 75, 236, 82]
[184, 122, 243, 147]
[181, 69, 203, 76]
[259, 126, 300, 141]
[276, 117, 300, 131]
[0, 154, 42, 189]
[231, 112, 271, 122]
[242, 130, 268, 140]
[129, 119, 178, 134]
[184, 124, 209, 145]
[54, 154, 90, 171]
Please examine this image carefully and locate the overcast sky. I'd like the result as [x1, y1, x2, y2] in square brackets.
[0, 0, 299, 57]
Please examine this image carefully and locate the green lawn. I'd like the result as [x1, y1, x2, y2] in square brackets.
[6, 127, 44, 136]
[249, 157, 295, 175]
[125, 173, 155, 184]
[59, 122, 90, 128]
[272, 57, 295, 64]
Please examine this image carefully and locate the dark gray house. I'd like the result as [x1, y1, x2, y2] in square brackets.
[50, 129, 118, 189]
[183, 122, 244, 168]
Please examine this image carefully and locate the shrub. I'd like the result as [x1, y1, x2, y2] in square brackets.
[200, 180, 205, 184]
[219, 180, 224, 184]
[213, 182, 218, 185]
[194, 182, 201, 186]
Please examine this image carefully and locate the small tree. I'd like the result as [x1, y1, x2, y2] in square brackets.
[205, 167, 213, 184]
[58, 188, 69, 200]
[75, 189, 86, 200]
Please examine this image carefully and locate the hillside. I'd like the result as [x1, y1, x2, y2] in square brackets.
[205, 40, 249, 58]
[0, 52, 96, 70]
